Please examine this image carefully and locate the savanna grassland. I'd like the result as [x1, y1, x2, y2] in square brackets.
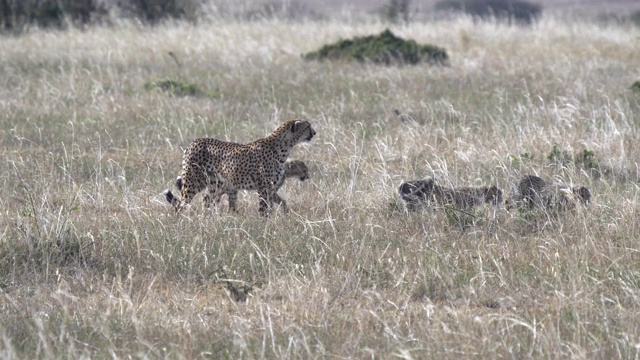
[1, 9, 640, 359]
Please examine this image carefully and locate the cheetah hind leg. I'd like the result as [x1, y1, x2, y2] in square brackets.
[202, 193, 215, 209]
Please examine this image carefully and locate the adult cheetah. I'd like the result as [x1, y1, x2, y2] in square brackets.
[399, 178, 503, 212]
[168, 160, 310, 212]
[507, 175, 591, 210]
[164, 119, 316, 216]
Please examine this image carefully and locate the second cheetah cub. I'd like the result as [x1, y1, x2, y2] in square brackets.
[168, 160, 310, 212]
[506, 175, 591, 211]
[399, 178, 503, 212]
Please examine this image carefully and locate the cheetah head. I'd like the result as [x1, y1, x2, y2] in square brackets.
[284, 160, 310, 181]
[290, 119, 316, 142]
[572, 186, 591, 205]
[484, 186, 503, 206]
[398, 179, 435, 210]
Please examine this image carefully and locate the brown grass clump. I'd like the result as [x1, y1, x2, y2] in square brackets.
[0, 12, 639, 358]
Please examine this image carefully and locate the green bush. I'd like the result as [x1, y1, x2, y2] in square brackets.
[631, 81, 640, 92]
[546, 146, 601, 173]
[434, 0, 542, 25]
[303, 29, 448, 66]
[575, 149, 599, 172]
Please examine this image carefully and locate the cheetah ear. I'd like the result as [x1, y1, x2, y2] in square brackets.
[291, 120, 302, 133]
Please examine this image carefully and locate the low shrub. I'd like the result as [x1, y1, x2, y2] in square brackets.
[303, 29, 448, 66]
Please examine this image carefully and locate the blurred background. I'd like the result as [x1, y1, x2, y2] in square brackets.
[2, 0, 640, 32]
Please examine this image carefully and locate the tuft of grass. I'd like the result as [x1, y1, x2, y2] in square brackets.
[575, 149, 599, 170]
[303, 29, 448, 65]
[144, 78, 202, 97]
[509, 151, 534, 169]
[443, 205, 478, 230]
[547, 144, 572, 167]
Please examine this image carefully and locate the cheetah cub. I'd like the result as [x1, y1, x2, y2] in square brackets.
[167, 160, 310, 212]
[399, 178, 503, 212]
[506, 175, 591, 211]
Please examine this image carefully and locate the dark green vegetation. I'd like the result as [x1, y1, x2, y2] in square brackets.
[510, 145, 603, 178]
[303, 29, 448, 65]
[434, 0, 543, 24]
[0, 0, 203, 31]
[0, 0, 107, 30]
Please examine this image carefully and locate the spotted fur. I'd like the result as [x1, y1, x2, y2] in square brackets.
[169, 160, 310, 211]
[399, 178, 503, 211]
[164, 119, 316, 216]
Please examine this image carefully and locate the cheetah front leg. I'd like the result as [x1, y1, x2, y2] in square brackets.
[257, 190, 271, 217]
[270, 192, 289, 213]
[257, 189, 288, 216]
[204, 177, 225, 211]
[226, 191, 240, 212]
[172, 168, 208, 213]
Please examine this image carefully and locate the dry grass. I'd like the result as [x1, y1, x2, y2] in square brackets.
[1, 12, 639, 359]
